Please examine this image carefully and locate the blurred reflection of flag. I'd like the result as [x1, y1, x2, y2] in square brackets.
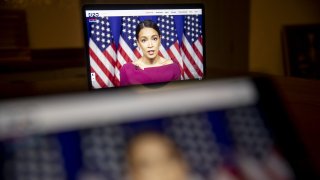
[165, 113, 221, 179]
[7, 137, 66, 180]
[226, 108, 294, 180]
[81, 126, 126, 180]
[89, 17, 116, 88]
[157, 15, 184, 79]
[182, 15, 204, 80]
[115, 16, 142, 86]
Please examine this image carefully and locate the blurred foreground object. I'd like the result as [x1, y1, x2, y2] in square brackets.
[0, 78, 318, 180]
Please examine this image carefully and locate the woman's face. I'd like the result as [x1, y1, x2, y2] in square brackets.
[128, 135, 188, 180]
[137, 27, 161, 60]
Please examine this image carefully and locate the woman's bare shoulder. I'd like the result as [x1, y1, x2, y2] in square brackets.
[132, 59, 145, 69]
[162, 58, 174, 65]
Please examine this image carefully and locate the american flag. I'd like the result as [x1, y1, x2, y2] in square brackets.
[89, 17, 117, 88]
[157, 15, 184, 79]
[115, 16, 142, 86]
[182, 15, 204, 80]
[88, 15, 204, 88]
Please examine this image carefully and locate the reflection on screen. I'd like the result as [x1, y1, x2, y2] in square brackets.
[0, 79, 295, 180]
[0, 109, 294, 180]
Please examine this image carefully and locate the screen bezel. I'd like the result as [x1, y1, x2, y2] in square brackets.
[82, 4, 206, 90]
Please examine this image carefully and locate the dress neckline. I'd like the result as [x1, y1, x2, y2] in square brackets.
[132, 62, 175, 70]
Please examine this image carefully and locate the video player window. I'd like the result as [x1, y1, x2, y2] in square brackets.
[83, 5, 204, 89]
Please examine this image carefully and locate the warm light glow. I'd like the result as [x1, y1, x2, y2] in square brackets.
[2, 0, 73, 8]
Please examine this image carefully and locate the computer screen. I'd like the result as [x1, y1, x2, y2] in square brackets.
[83, 4, 205, 89]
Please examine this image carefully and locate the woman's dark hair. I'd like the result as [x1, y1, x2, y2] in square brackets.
[135, 19, 161, 40]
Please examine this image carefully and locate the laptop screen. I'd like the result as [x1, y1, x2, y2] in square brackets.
[82, 4, 205, 89]
[0, 78, 314, 180]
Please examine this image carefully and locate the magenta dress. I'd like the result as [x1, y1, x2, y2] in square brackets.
[120, 62, 181, 86]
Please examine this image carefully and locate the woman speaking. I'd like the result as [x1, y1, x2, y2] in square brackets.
[120, 20, 181, 86]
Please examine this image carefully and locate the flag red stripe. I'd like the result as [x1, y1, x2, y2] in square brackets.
[168, 42, 180, 61]
[95, 72, 107, 88]
[174, 42, 180, 51]
[158, 51, 164, 58]
[134, 49, 142, 59]
[198, 36, 203, 44]
[167, 49, 177, 62]
[90, 67, 106, 88]
[114, 64, 120, 87]
[167, 48, 183, 78]
[102, 44, 117, 65]
[193, 42, 203, 63]
[89, 48, 114, 83]
[181, 44, 203, 77]
[102, 51, 116, 66]
[183, 64, 195, 79]
[113, 76, 120, 87]
[118, 46, 134, 63]
[172, 42, 184, 76]
[115, 60, 122, 69]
